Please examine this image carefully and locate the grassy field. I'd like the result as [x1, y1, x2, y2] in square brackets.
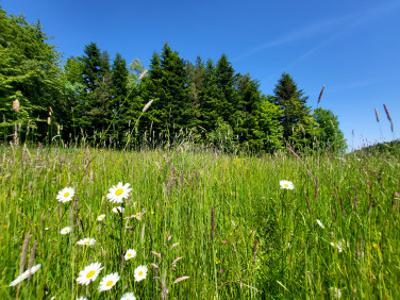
[0, 146, 399, 299]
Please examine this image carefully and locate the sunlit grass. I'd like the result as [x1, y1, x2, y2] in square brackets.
[0, 146, 399, 299]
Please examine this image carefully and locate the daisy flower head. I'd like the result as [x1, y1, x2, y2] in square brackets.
[124, 248, 137, 261]
[76, 262, 103, 285]
[107, 182, 132, 204]
[112, 206, 125, 214]
[279, 180, 294, 190]
[99, 272, 120, 292]
[9, 264, 41, 287]
[97, 214, 106, 222]
[76, 297, 89, 300]
[60, 226, 72, 235]
[121, 292, 136, 300]
[57, 187, 75, 203]
[134, 265, 148, 282]
[77, 238, 96, 247]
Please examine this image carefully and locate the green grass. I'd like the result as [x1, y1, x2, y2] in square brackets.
[0, 146, 399, 299]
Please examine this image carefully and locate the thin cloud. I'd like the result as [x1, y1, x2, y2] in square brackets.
[236, 1, 400, 63]
[283, 1, 400, 69]
[233, 14, 354, 61]
[260, 1, 400, 83]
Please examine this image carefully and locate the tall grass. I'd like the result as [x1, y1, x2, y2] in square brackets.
[0, 146, 399, 299]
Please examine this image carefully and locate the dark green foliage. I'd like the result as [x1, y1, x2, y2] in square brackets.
[313, 108, 346, 153]
[0, 8, 62, 142]
[273, 73, 316, 150]
[0, 7, 347, 153]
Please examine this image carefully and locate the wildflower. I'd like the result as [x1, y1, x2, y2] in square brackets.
[60, 226, 72, 235]
[316, 219, 325, 229]
[9, 264, 41, 286]
[76, 262, 103, 285]
[112, 206, 125, 214]
[134, 265, 148, 282]
[121, 292, 136, 300]
[107, 182, 132, 204]
[279, 180, 294, 190]
[76, 296, 88, 300]
[124, 249, 137, 261]
[77, 238, 96, 247]
[99, 272, 120, 292]
[97, 214, 106, 222]
[57, 187, 75, 203]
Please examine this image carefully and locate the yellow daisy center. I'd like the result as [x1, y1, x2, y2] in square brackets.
[106, 280, 114, 286]
[63, 192, 70, 198]
[127, 253, 132, 257]
[115, 188, 124, 196]
[284, 184, 288, 188]
[138, 271, 143, 276]
[86, 270, 96, 279]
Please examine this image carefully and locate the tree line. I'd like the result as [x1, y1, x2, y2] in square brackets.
[0, 8, 346, 153]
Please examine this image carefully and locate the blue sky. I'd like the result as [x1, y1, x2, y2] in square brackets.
[1, 0, 399, 149]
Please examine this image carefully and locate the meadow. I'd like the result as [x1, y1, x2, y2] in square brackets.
[0, 145, 399, 299]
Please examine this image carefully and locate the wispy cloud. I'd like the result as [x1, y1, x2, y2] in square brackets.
[280, 1, 400, 70]
[233, 13, 354, 61]
[259, 1, 400, 84]
[235, 1, 400, 63]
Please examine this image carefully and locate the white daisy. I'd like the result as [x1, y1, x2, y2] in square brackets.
[9, 264, 41, 286]
[76, 262, 103, 285]
[77, 238, 96, 247]
[57, 187, 75, 203]
[97, 214, 106, 222]
[279, 180, 294, 190]
[112, 206, 125, 214]
[124, 249, 137, 261]
[134, 265, 148, 282]
[98, 272, 120, 292]
[316, 219, 325, 229]
[60, 226, 72, 235]
[76, 297, 88, 300]
[121, 292, 136, 300]
[107, 182, 132, 204]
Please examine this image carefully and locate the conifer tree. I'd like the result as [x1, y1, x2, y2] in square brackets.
[273, 73, 314, 149]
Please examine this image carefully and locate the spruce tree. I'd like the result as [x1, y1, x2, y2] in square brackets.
[273, 73, 313, 149]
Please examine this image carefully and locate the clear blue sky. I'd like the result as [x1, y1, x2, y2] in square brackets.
[1, 0, 399, 149]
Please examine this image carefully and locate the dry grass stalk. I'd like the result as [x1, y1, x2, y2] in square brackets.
[142, 99, 154, 112]
[383, 104, 394, 132]
[211, 207, 215, 240]
[317, 85, 325, 105]
[19, 232, 31, 273]
[28, 240, 38, 269]
[12, 99, 20, 113]
[173, 276, 190, 284]
[252, 239, 258, 264]
[374, 109, 380, 123]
